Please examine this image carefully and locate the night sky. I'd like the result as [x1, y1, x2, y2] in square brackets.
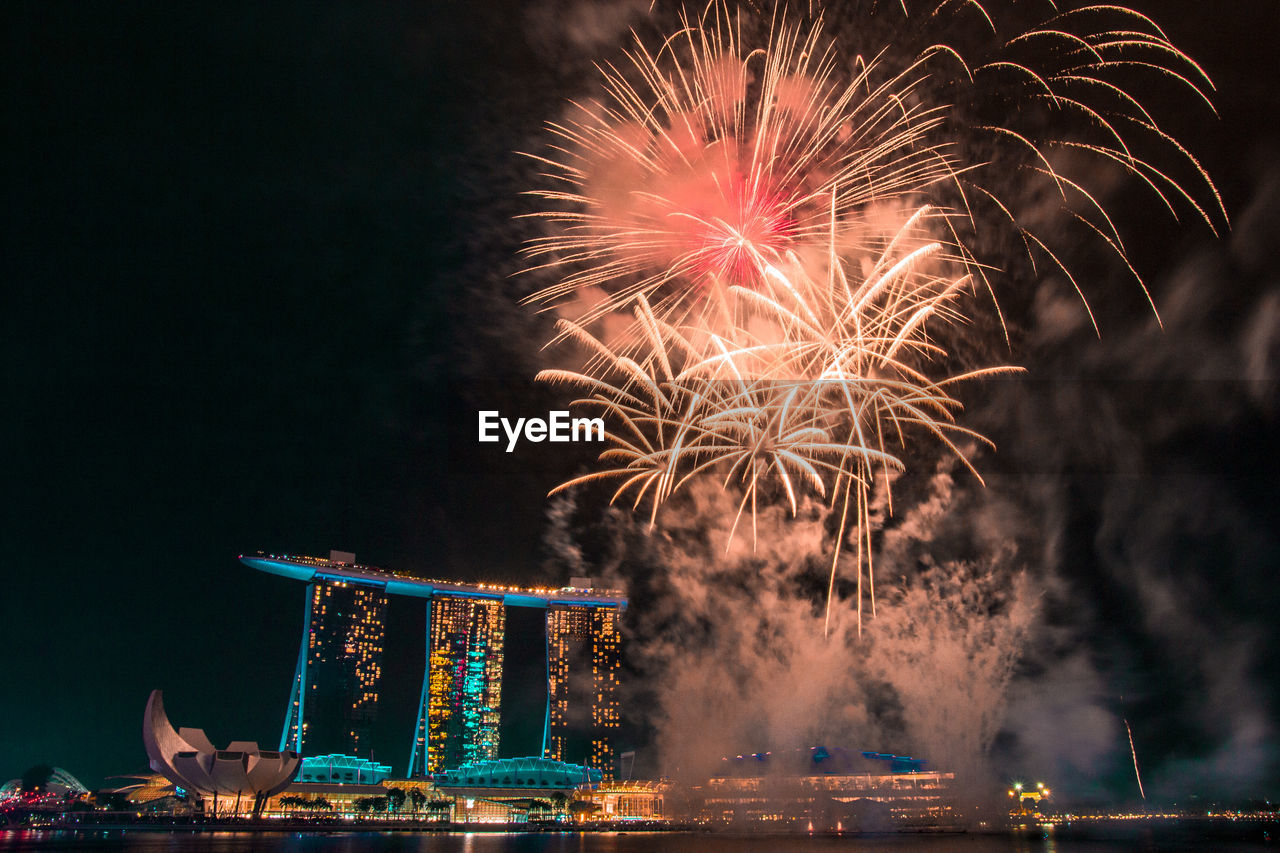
[3, 0, 1279, 797]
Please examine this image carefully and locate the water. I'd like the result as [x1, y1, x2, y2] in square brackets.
[0, 828, 1276, 853]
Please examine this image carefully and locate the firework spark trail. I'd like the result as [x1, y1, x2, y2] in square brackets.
[537, 205, 1015, 633]
[1125, 717, 1147, 800]
[523, 0, 1223, 633]
[523, 6, 962, 339]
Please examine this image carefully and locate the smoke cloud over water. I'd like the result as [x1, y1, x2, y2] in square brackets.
[991, 161, 1280, 800]
[538, 166, 1280, 806]
[559, 473, 1038, 803]
[518, 2, 1280, 807]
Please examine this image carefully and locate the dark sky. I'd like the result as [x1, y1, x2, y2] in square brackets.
[3, 0, 1278, 795]
[2, 0, 583, 788]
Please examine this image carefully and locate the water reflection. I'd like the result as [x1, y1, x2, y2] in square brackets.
[0, 828, 1274, 853]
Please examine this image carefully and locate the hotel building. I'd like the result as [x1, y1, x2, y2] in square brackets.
[545, 604, 622, 778]
[244, 552, 625, 777]
[280, 576, 386, 758]
[424, 595, 505, 773]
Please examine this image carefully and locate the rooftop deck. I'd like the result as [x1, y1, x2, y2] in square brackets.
[240, 553, 627, 609]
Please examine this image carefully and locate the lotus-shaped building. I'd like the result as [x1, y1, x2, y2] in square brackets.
[142, 689, 300, 810]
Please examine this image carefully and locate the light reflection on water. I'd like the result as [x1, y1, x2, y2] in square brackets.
[0, 829, 1273, 853]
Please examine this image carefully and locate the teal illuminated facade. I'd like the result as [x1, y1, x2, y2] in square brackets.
[297, 754, 392, 785]
[434, 757, 602, 792]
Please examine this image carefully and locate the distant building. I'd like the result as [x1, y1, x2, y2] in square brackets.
[281, 577, 387, 758]
[690, 747, 957, 830]
[0, 767, 88, 800]
[424, 595, 505, 774]
[433, 756, 601, 798]
[296, 754, 391, 785]
[545, 604, 622, 778]
[595, 779, 668, 820]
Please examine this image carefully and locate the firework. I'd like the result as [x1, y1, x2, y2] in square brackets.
[538, 203, 1013, 632]
[523, 5, 960, 339]
[524, 0, 1222, 632]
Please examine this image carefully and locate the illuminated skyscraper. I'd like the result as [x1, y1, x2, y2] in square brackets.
[245, 553, 625, 778]
[419, 595, 505, 774]
[280, 580, 386, 758]
[544, 604, 622, 779]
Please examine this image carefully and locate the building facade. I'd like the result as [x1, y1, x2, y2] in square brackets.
[247, 553, 625, 778]
[281, 580, 387, 758]
[545, 604, 622, 779]
[423, 595, 505, 774]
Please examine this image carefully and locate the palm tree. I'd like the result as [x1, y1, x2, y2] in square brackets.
[551, 791, 569, 819]
[570, 798, 600, 823]
[427, 799, 453, 823]
[529, 799, 553, 822]
[408, 788, 426, 817]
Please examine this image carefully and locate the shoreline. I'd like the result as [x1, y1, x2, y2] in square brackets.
[6, 814, 1275, 839]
